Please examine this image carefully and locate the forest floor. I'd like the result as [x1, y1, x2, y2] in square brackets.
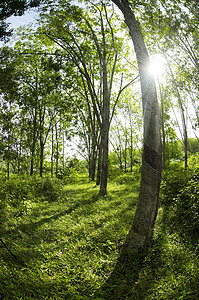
[0, 170, 199, 299]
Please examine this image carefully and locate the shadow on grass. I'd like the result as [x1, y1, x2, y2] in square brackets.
[93, 246, 148, 300]
[93, 203, 199, 300]
[1, 192, 101, 265]
[94, 204, 199, 300]
[0, 270, 81, 300]
[7, 191, 100, 234]
[0, 180, 144, 300]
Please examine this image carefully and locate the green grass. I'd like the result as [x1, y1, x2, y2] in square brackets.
[0, 175, 137, 299]
[0, 172, 199, 299]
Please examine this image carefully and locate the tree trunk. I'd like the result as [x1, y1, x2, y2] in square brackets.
[7, 161, 10, 180]
[99, 125, 109, 195]
[130, 128, 133, 172]
[96, 142, 102, 186]
[89, 138, 97, 181]
[159, 82, 166, 169]
[17, 141, 22, 174]
[30, 109, 37, 176]
[164, 53, 188, 169]
[90, 153, 97, 181]
[30, 68, 38, 176]
[124, 131, 128, 172]
[62, 132, 65, 173]
[40, 137, 44, 178]
[55, 123, 59, 177]
[112, 0, 162, 249]
[39, 132, 44, 177]
[51, 126, 54, 178]
[99, 56, 110, 195]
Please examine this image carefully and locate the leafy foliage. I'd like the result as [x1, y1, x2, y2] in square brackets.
[161, 165, 199, 248]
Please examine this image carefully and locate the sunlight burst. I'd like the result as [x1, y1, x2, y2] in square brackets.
[148, 55, 166, 77]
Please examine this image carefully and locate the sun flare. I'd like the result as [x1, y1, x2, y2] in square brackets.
[148, 55, 166, 77]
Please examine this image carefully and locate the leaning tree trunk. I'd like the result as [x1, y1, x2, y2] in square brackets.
[112, 0, 162, 249]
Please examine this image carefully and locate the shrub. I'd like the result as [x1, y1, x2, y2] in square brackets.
[114, 173, 135, 184]
[113, 166, 141, 185]
[0, 175, 63, 229]
[160, 166, 199, 247]
[0, 175, 34, 221]
[160, 165, 188, 205]
[0, 174, 8, 229]
[172, 174, 199, 244]
[31, 176, 63, 201]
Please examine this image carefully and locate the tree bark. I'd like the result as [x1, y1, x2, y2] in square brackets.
[7, 161, 10, 180]
[51, 126, 54, 178]
[130, 127, 134, 172]
[96, 141, 102, 186]
[124, 130, 128, 172]
[30, 68, 39, 176]
[99, 54, 110, 195]
[158, 80, 166, 169]
[99, 123, 109, 195]
[90, 146, 97, 181]
[55, 122, 59, 177]
[39, 138, 44, 177]
[112, 0, 162, 249]
[62, 132, 65, 173]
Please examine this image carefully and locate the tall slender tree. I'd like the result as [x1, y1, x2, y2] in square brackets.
[39, 1, 135, 195]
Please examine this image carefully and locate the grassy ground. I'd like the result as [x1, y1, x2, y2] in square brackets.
[0, 172, 199, 299]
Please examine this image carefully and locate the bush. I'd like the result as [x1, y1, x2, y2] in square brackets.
[0, 174, 8, 229]
[112, 165, 141, 185]
[0, 175, 34, 222]
[114, 173, 135, 184]
[160, 165, 188, 205]
[160, 166, 199, 247]
[31, 176, 63, 201]
[0, 175, 64, 229]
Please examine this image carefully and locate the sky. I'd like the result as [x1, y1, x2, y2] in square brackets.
[0, 9, 39, 48]
[6, 9, 39, 30]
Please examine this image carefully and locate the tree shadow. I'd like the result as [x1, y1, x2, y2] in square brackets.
[6, 192, 100, 234]
[1, 182, 146, 299]
[94, 245, 147, 300]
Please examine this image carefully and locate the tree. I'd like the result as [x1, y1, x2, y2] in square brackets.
[0, 28, 75, 177]
[110, 99, 142, 172]
[39, 1, 135, 195]
[112, 0, 162, 249]
[141, 0, 199, 168]
[0, 99, 19, 178]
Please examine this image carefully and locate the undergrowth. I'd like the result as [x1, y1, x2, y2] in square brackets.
[0, 167, 199, 299]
